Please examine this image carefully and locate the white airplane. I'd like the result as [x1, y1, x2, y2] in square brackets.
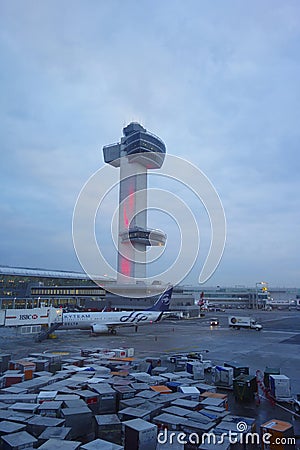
[60, 287, 173, 335]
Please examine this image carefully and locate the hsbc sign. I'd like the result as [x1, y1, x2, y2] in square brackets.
[4, 308, 53, 327]
[19, 313, 39, 321]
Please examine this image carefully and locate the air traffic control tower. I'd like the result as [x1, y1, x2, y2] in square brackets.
[103, 123, 167, 283]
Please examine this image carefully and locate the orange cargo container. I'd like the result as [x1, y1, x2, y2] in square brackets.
[4, 372, 25, 387]
[200, 391, 227, 399]
[150, 385, 172, 394]
[111, 371, 129, 377]
[16, 360, 36, 381]
[261, 419, 295, 450]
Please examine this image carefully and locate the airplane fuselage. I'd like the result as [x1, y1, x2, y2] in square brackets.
[61, 310, 162, 330]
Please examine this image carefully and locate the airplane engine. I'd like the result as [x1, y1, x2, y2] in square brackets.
[91, 324, 109, 334]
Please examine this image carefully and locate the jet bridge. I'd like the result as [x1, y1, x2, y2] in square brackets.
[0, 307, 63, 332]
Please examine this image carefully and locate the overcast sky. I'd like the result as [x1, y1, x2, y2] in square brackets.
[1, 0, 300, 288]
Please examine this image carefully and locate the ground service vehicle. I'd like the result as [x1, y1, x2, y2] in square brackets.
[210, 318, 219, 326]
[294, 394, 300, 417]
[228, 316, 262, 331]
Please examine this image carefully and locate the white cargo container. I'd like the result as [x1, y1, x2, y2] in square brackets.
[228, 316, 262, 330]
[269, 375, 292, 401]
[186, 362, 205, 380]
[212, 366, 233, 388]
[112, 349, 127, 358]
[178, 386, 200, 400]
[125, 348, 135, 357]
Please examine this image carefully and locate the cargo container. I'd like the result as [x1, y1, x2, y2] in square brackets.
[130, 382, 150, 392]
[261, 419, 296, 450]
[153, 413, 184, 431]
[186, 362, 205, 380]
[119, 397, 146, 409]
[199, 408, 227, 422]
[181, 418, 215, 439]
[264, 367, 280, 389]
[194, 383, 216, 394]
[91, 384, 117, 414]
[165, 382, 181, 392]
[1, 430, 37, 450]
[118, 407, 151, 421]
[178, 386, 200, 400]
[269, 375, 292, 402]
[8, 403, 39, 414]
[27, 416, 65, 437]
[0, 386, 28, 395]
[112, 349, 128, 358]
[212, 366, 233, 388]
[38, 400, 63, 417]
[15, 361, 36, 381]
[0, 394, 37, 404]
[3, 373, 25, 388]
[94, 413, 122, 445]
[224, 362, 249, 378]
[33, 359, 50, 372]
[222, 414, 256, 433]
[80, 438, 123, 449]
[34, 371, 53, 378]
[233, 374, 257, 402]
[0, 411, 34, 425]
[37, 426, 72, 445]
[137, 401, 162, 420]
[162, 405, 190, 417]
[185, 411, 215, 425]
[171, 398, 200, 411]
[113, 385, 136, 402]
[160, 373, 181, 382]
[132, 373, 153, 383]
[38, 438, 81, 449]
[137, 390, 159, 400]
[0, 354, 11, 373]
[214, 420, 251, 437]
[38, 391, 57, 403]
[200, 392, 228, 403]
[61, 407, 93, 439]
[123, 418, 157, 450]
[150, 385, 172, 395]
[152, 366, 168, 376]
[173, 370, 193, 379]
[200, 397, 228, 409]
[0, 421, 26, 436]
[78, 389, 99, 414]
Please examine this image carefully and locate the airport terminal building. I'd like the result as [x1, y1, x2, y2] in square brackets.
[0, 265, 198, 316]
[0, 265, 299, 313]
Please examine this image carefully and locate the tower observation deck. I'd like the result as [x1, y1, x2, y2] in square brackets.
[103, 123, 167, 282]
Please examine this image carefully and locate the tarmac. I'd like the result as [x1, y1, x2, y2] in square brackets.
[0, 309, 299, 441]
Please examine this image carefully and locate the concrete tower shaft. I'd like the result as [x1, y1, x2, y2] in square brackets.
[103, 123, 167, 282]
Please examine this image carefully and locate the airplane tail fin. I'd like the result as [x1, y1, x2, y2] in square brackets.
[147, 286, 173, 312]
